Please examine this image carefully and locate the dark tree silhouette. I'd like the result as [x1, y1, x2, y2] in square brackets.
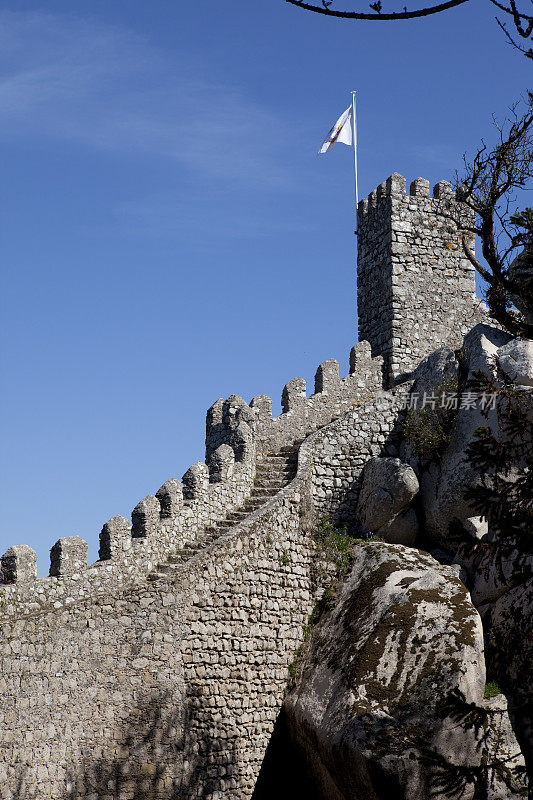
[438, 97, 533, 338]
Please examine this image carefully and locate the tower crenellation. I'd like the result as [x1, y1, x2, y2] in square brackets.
[357, 172, 486, 387]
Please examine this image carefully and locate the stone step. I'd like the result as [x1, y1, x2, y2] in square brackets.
[243, 499, 271, 510]
[254, 468, 287, 478]
[258, 462, 295, 472]
[167, 553, 186, 563]
[148, 438, 305, 577]
[256, 468, 294, 477]
[249, 494, 277, 503]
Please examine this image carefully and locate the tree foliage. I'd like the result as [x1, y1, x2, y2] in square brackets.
[464, 371, 533, 549]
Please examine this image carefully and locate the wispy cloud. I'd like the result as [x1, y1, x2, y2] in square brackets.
[0, 11, 292, 186]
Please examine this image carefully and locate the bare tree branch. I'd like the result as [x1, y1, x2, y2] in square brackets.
[489, 0, 533, 29]
[495, 15, 533, 58]
[453, 99, 533, 337]
[285, 0, 469, 21]
[285, 0, 533, 60]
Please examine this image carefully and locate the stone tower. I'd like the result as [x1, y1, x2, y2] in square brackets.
[357, 172, 484, 387]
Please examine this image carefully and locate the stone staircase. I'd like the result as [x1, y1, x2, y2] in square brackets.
[148, 442, 301, 581]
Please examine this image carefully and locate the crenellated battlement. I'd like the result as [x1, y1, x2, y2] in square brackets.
[0, 170, 486, 623]
[0, 339, 382, 617]
[357, 173, 487, 386]
[0, 413, 256, 612]
[206, 340, 383, 459]
[357, 172, 459, 220]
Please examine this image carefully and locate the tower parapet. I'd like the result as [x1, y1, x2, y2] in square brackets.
[357, 173, 486, 386]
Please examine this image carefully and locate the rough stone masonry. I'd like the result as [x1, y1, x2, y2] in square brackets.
[357, 172, 487, 386]
[0, 173, 489, 799]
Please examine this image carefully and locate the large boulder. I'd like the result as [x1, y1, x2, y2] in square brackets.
[409, 345, 459, 398]
[356, 458, 419, 540]
[284, 543, 526, 800]
[497, 339, 533, 387]
[399, 346, 460, 472]
[486, 577, 533, 779]
[419, 324, 512, 548]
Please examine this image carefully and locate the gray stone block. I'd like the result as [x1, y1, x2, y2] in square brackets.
[49, 536, 88, 578]
[156, 479, 183, 518]
[1, 544, 37, 584]
[99, 515, 131, 560]
[132, 495, 161, 539]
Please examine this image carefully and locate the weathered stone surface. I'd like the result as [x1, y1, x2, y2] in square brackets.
[284, 543, 526, 799]
[155, 478, 183, 518]
[131, 494, 160, 538]
[0, 545, 37, 584]
[49, 536, 88, 578]
[99, 514, 132, 560]
[357, 174, 488, 386]
[462, 516, 489, 541]
[497, 338, 533, 386]
[378, 507, 418, 545]
[410, 345, 458, 398]
[420, 324, 513, 547]
[356, 457, 419, 532]
[487, 577, 533, 779]
[463, 323, 512, 378]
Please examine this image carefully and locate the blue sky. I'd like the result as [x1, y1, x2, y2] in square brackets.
[1, 0, 530, 574]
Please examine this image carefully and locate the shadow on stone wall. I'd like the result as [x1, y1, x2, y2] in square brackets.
[5, 689, 238, 800]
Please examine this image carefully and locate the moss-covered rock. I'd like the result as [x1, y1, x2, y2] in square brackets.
[283, 542, 526, 799]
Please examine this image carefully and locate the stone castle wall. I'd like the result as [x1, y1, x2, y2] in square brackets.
[357, 173, 487, 386]
[0, 341, 385, 799]
[0, 342, 382, 619]
[0, 389, 399, 799]
[0, 170, 495, 799]
[0, 465, 316, 798]
[310, 389, 407, 528]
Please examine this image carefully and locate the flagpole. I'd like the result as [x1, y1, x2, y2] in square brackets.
[350, 90, 358, 235]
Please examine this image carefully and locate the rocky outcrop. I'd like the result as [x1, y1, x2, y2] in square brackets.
[283, 543, 527, 800]
[486, 577, 533, 778]
[419, 324, 512, 547]
[409, 345, 459, 398]
[355, 458, 419, 544]
[411, 324, 533, 791]
[497, 339, 533, 387]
